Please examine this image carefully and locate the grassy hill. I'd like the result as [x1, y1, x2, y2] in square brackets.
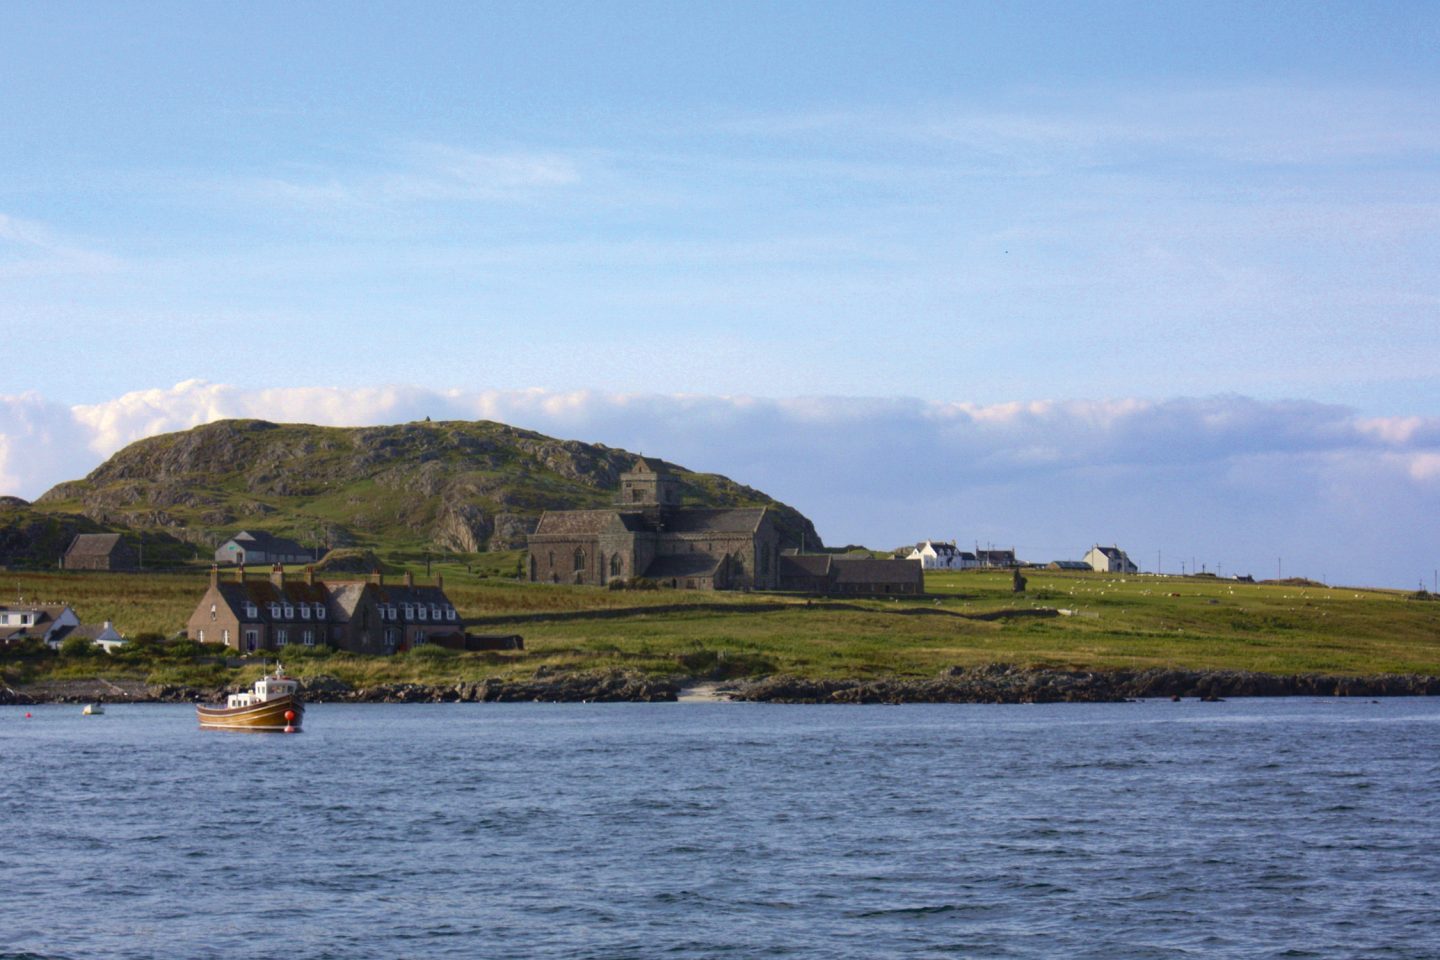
[31, 418, 822, 558]
[4, 567, 1437, 691]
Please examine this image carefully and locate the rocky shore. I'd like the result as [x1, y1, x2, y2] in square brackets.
[5, 665, 1439, 706]
[721, 665, 1440, 703]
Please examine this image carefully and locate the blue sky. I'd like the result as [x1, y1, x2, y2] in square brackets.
[1, 2, 1437, 586]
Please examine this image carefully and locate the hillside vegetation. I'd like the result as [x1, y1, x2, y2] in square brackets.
[31, 418, 822, 558]
[5, 567, 1438, 690]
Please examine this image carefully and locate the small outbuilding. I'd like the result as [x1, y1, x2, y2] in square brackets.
[214, 530, 314, 566]
[62, 533, 139, 571]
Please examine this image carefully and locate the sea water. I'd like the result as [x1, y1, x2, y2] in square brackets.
[2, 699, 1437, 959]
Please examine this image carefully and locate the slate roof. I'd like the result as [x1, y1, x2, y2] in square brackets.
[779, 554, 832, 577]
[534, 506, 766, 536]
[373, 584, 452, 607]
[661, 508, 767, 534]
[229, 530, 309, 555]
[65, 533, 124, 557]
[627, 457, 670, 475]
[533, 511, 622, 536]
[832, 558, 923, 584]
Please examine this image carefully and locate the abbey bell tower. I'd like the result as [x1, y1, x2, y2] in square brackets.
[617, 457, 681, 507]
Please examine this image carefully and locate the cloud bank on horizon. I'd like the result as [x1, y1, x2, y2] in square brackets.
[2, 381, 1436, 589]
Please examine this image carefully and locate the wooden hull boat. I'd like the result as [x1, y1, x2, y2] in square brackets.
[197, 693, 303, 732]
[198, 666, 304, 732]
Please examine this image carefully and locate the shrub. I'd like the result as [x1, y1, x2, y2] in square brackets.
[407, 643, 457, 660]
[59, 634, 99, 658]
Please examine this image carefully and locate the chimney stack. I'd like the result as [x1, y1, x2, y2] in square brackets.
[370, 569, 383, 585]
[436, 573, 444, 592]
[305, 567, 315, 586]
[271, 563, 285, 588]
[210, 564, 219, 587]
[235, 563, 246, 583]
[404, 570, 414, 588]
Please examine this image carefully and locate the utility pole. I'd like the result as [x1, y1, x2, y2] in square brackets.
[1278, 557, 1282, 581]
[1157, 549, 1162, 575]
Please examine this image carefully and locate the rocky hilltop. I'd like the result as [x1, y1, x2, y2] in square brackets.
[34, 419, 823, 555]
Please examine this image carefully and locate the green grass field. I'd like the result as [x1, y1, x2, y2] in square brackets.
[4, 561, 1438, 688]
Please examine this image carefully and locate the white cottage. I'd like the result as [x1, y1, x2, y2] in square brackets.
[906, 540, 977, 570]
[1084, 544, 1138, 574]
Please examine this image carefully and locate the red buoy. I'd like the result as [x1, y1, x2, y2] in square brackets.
[24, 712, 32, 718]
[285, 710, 296, 722]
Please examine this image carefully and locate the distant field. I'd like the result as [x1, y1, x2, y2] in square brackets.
[4, 562, 1439, 687]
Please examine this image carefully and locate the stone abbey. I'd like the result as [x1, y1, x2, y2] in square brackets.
[526, 458, 782, 590]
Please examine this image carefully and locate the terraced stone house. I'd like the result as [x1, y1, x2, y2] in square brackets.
[187, 564, 462, 655]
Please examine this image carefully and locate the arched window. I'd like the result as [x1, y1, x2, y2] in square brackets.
[548, 551, 555, 568]
[529, 556, 537, 581]
[610, 554, 622, 577]
[574, 547, 586, 571]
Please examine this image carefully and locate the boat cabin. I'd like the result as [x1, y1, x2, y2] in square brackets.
[227, 672, 299, 709]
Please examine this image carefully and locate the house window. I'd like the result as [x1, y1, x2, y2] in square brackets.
[573, 547, 585, 571]
[244, 603, 257, 618]
[282, 605, 293, 619]
[222, 629, 230, 645]
[269, 603, 281, 618]
[300, 605, 310, 619]
[402, 603, 413, 619]
[446, 606, 457, 621]
[302, 629, 314, 646]
[276, 629, 289, 647]
[244, 629, 257, 651]
[315, 604, 326, 619]
[417, 605, 428, 621]
[387, 604, 396, 619]
[431, 605, 441, 620]
[197, 629, 205, 643]
[210, 603, 217, 622]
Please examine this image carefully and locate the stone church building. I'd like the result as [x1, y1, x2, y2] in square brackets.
[527, 458, 782, 590]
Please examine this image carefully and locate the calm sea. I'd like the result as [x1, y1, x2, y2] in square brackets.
[3, 699, 1437, 959]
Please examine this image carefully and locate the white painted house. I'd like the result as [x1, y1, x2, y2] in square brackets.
[906, 540, 977, 570]
[0, 603, 81, 647]
[0, 604, 125, 651]
[1084, 544, 1138, 574]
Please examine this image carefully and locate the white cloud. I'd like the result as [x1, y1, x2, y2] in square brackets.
[3, 382, 1437, 587]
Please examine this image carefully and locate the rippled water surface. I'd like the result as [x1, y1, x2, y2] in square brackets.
[3, 699, 1438, 959]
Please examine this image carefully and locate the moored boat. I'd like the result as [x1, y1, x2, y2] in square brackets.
[197, 665, 304, 732]
[82, 703, 104, 715]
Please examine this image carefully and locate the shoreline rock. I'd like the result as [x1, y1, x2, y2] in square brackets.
[721, 665, 1440, 704]
[5, 666, 1438, 706]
